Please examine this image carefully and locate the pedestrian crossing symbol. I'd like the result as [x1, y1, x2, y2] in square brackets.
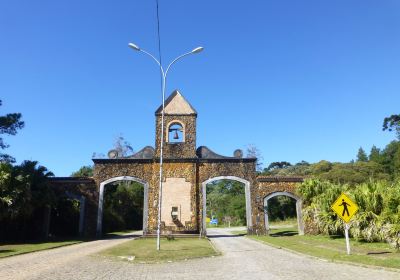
[331, 193, 359, 223]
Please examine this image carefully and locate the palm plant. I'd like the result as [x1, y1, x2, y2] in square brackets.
[298, 178, 400, 248]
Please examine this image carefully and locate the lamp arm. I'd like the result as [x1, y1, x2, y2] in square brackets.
[140, 49, 165, 76]
[165, 51, 193, 77]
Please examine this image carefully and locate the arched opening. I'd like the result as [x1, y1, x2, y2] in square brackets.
[96, 176, 149, 237]
[167, 121, 184, 143]
[201, 176, 252, 236]
[49, 192, 86, 238]
[264, 192, 304, 235]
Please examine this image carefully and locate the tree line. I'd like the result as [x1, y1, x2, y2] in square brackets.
[261, 141, 400, 185]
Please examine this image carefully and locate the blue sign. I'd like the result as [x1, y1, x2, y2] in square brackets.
[210, 219, 218, 225]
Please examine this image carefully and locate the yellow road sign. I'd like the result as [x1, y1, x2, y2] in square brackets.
[331, 193, 359, 223]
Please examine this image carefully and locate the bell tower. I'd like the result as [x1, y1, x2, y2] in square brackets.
[155, 90, 197, 159]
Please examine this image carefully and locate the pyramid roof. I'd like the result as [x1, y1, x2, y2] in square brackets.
[155, 90, 197, 115]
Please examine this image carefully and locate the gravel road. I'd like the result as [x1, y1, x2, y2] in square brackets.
[0, 228, 399, 280]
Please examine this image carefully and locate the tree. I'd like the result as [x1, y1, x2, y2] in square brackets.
[92, 134, 134, 159]
[380, 141, 400, 179]
[266, 161, 292, 171]
[312, 160, 333, 174]
[356, 147, 368, 162]
[0, 161, 55, 240]
[295, 160, 310, 166]
[71, 165, 93, 177]
[246, 144, 263, 172]
[206, 180, 246, 226]
[0, 100, 24, 163]
[383, 114, 400, 140]
[369, 145, 381, 162]
[103, 181, 144, 232]
[15, 161, 55, 209]
[113, 135, 134, 158]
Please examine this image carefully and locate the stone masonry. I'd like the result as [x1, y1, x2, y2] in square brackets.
[49, 90, 305, 237]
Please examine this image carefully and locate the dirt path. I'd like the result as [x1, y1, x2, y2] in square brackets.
[0, 228, 399, 280]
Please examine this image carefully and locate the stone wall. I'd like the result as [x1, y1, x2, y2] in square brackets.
[254, 177, 304, 234]
[198, 160, 257, 232]
[48, 162, 305, 237]
[93, 159, 198, 233]
[93, 160, 156, 231]
[93, 158, 258, 235]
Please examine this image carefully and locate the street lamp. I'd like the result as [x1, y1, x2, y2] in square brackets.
[129, 42, 203, 251]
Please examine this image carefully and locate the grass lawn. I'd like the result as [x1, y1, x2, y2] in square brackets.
[99, 237, 219, 263]
[230, 230, 247, 235]
[0, 240, 83, 258]
[269, 218, 298, 227]
[250, 227, 400, 269]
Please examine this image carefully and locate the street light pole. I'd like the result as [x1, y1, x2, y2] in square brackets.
[129, 43, 203, 251]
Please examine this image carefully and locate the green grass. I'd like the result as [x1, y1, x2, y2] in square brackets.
[230, 230, 247, 235]
[250, 227, 400, 269]
[0, 240, 83, 258]
[99, 237, 219, 263]
[269, 218, 297, 227]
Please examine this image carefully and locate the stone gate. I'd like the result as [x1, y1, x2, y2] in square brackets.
[48, 91, 305, 237]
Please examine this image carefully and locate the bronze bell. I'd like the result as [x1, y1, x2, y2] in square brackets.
[174, 130, 179, 139]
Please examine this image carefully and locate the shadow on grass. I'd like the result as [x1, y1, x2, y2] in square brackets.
[102, 233, 142, 240]
[328, 235, 345, 240]
[270, 231, 298, 237]
[367, 251, 393, 255]
[208, 234, 247, 239]
[0, 250, 14, 254]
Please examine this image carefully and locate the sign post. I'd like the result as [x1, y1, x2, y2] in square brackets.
[331, 193, 359, 255]
[344, 223, 351, 255]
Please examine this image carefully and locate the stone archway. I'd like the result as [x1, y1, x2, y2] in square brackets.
[96, 176, 149, 237]
[201, 176, 252, 236]
[65, 191, 86, 236]
[263, 191, 304, 235]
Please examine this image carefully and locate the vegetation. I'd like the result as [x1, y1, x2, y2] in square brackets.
[297, 179, 400, 248]
[266, 196, 296, 222]
[383, 114, 400, 140]
[0, 100, 24, 163]
[0, 100, 89, 241]
[246, 144, 263, 171]
[49, 197, 81, 237]
[206, 180, 246, 226]
[71, 165, 93, 177]
[261, 141, 400, 184]
[102, 181, 144, 234]
[250, 227, 400, 269]
[0, 161, 55, 241]
[99, 238, 218, 263]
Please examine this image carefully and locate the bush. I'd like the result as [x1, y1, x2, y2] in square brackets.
[298, 179, 400, 248]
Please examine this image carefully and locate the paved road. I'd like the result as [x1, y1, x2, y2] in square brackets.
[1, 228, 399, 280]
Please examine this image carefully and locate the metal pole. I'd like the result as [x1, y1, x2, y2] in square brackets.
[344, 223, 351, 255]
[128, 44, 203, 251]
[156, 73, 166, 251]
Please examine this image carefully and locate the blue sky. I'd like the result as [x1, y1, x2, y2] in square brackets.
[1, 0, 399, 176]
